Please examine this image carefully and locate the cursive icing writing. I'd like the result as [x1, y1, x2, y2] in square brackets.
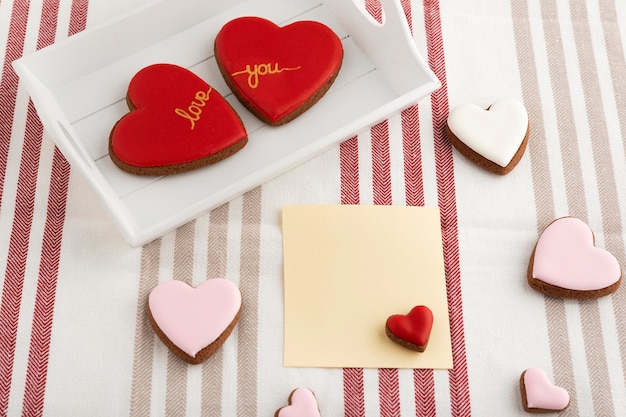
[174, 87, 213, 130]
[231, 63, 301, 89]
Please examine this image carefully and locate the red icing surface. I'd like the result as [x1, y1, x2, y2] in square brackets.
[214, 17, 343, 123]
[386, 305, 434, 347]
[110, 63, 247, 169]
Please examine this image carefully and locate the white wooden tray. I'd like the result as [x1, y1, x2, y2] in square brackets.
[13, 0, 439, 246]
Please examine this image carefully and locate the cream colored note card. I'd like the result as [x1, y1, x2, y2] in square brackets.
[282, 205, 453, 369]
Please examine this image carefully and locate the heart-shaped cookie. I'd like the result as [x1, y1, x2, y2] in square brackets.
[147, 279, 242, 364]
[276, 388, 321, 417]
[109, 63, 248, 175]
[385, 305, 434, 352]
[528, 217, 622, 299]
[214, 17, 343, 125]
[520, 368, 570, 413]
[445, 98, 529, 175]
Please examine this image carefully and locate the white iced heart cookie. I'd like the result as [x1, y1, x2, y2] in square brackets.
[445, 98, 529, 175]
[520, 367, 570, 413]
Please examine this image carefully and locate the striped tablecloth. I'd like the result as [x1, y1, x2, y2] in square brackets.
[1, 0, 626, 415]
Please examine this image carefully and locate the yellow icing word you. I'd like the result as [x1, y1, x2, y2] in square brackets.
[174, 87, 212, 130]
[231, 63, 301, 89]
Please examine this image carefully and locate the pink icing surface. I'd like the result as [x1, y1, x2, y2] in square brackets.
[532, 217, 621, 291]
[523, 368, 569, 410]
[278, 388, 321, 417]
[148, 279, 241, 357]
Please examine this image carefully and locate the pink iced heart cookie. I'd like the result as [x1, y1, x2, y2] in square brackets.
[528, 217, 622, 299]
[276, 388, 321, 417]
[520, 368, 570, 413]
[445, 98, 529, 175]
[147, 279, 242, 364]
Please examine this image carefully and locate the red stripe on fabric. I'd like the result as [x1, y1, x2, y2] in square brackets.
[0, 101, 43, 415]
[22, 149, 70, 416]
[424, 1, 471, 416]
[401, 0, 414, 32]
[363, 0, 400, 411]
[399, 2, 437, 414]
[0, 0, 84, 414]
[371, 120, 392, 206]
[14, 0, 59, 416]
[340, 136, 360, 206]
[402, 92, 435, 417]
[68, 0, 89, 35]
[414, 368, 437, 416]
[379, 368, 401, 417]
[35, 1, 60, 49]
[340, 135, 364, 415]
[22, 1, 88, 413]
[343, 367, 366, 417]
[366, 0, 382, 23]
[0, 0, 37, 404]
[402, 106, 425, 209]
[0, 0, 30, 205]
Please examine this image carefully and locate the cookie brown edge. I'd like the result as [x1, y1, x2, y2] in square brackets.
[384, 319, 428, 352]
[213, 36, 343, 127]
[108, 93, 248, 176]
[527, 218, 622, 300]
[146, 302, 242, 365]
[519, 370, 570, 413]
[274, 388, 320, 417]
[444, 120, 529, 175]
[519, 371, 533, 413]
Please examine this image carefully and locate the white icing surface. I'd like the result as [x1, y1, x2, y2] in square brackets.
[446, 98, 528, 167]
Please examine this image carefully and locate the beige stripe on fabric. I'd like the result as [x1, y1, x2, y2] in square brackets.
[165, 220, 197, 417]
[510, 1, 578, 415]
[129, 238, 162, 417]
[237, 188, 262, 417]
[539, 1, 586, 218]
[540, 1, 616, 414]
[514, 0, 622, 414]
[599, 0, 626, 390]
[599, 0, 626, 162]
[202, 204, 231, 417]
[569, 2, 624, 414]
[510, 2, 556, 225]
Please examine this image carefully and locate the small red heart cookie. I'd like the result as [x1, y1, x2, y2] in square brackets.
[528, 217, 622, 299]
[109, 63, 248, 175]
[147, 279, 242, 364]
[214, 17, 343, 126]
[275, 388, 321, 417]
[520, 368, 570, 413]
[385, 305, 434, 352]
[445, 98, 529, 175]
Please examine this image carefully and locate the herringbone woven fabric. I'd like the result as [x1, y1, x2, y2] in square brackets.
[1, 0, 626, 416]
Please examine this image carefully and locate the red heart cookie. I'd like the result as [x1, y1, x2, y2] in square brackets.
[385, 305, 434, 352]
[214, 17, 343, 125]
[109, 63, 248, 176]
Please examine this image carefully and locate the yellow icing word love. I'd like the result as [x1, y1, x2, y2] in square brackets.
[231, 63, 301, 89]
[174, 88, 213, 130]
